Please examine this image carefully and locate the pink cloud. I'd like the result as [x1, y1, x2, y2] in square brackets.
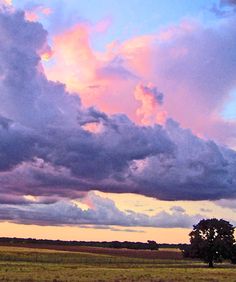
[134, 84, 167, 125]
[1, 7, 236, 204]
[25, 6, 52, 22]
[1, 0, 12, 6]
[44, 23, 139, 119]
[45, 24, 96, 94]
[44, 17, 236, 147]
[93, 17, 112, 33]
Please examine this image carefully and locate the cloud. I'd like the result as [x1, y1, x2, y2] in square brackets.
[121, 19, 236, 145]
[46, 12, 236, 147]
[170, 206, 185, 213]
[0, 7, 235, 208]
[0, 192, 202, 228]
[96, 56, 137, 81]
[134, 84, 167, 125]
[214, 199, 236, 211]
[129, 119, 236, 200]
[0, 0, 12, 7]
[44, 23, 138, 118]
[24, 5, 52, 22]
[0, 120, 38, 171]
[78, 225, 145, 233]
[200, 208, 212, 213]
[221, 0, 236, 7]
[211, 0, 236, 17]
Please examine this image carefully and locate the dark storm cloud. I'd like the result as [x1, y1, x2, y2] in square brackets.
[127, 119, 236, 200]
[0, 6, 235, 212]
[0, 121, 38, 171]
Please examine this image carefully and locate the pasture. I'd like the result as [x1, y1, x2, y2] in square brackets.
[0, 245, 235, 281]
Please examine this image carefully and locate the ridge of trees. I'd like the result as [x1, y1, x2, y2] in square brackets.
[0, 237, 162, 250]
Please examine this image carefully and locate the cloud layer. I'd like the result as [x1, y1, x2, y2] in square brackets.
[46, 7, 236, 147]
[0, 192, 202, 228]
[0, 5, 236, 230]
[0, 5, 236, 212]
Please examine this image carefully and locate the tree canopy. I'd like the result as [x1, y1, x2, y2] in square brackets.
[184, 218, 235, 267]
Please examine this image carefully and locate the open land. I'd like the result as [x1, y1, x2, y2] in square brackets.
[0, 245, 235, 282]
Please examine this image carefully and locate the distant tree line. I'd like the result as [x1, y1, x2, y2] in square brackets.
[0, 237, 161, 250]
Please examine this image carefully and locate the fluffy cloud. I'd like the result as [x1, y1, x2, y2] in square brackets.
[46, 9, 236, 147]
[0, 6, 236, 210]
[0, 0, 12, 7]
[129, 119, 236, 200]
[134, 84, 167, 125]
[214, 199, 236, 211]
[0, 192, 202, 228]
[121, 19, 236, 146]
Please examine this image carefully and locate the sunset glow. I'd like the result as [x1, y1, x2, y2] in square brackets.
[0, 0, 236, 244]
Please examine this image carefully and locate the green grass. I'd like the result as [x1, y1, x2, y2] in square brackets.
[0, 246, 235, 281]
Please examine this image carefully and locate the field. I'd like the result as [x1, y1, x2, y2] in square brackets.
[0, 245, 235, 282]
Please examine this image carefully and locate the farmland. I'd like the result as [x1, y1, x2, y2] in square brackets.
[0, 245, 235, 281]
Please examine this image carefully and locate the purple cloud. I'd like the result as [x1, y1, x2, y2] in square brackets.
[0, 7, 235, 208]
[0, 192, 202, 228]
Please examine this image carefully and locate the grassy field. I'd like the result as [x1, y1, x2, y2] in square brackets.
[0, 245, 235, 281]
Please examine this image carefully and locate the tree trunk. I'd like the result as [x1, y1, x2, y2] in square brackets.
[208, 260, 214, 268]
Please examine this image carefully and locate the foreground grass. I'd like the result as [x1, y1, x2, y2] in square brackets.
[0, 246, 235, 281]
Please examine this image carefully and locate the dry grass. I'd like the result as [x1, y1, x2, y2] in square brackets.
[0, 245, 235, 281]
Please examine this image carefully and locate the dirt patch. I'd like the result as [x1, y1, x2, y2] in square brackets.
[0, 243, 183, 260]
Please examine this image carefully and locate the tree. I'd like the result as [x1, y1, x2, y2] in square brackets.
[187, 218, 235, 267]
[147, 240, 159, 250]
[230, 244, 236, 264]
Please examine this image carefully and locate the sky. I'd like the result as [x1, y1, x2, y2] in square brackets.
[0, 0, 236, 243]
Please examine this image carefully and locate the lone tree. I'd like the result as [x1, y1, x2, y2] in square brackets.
[187, 218, 235, 267]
